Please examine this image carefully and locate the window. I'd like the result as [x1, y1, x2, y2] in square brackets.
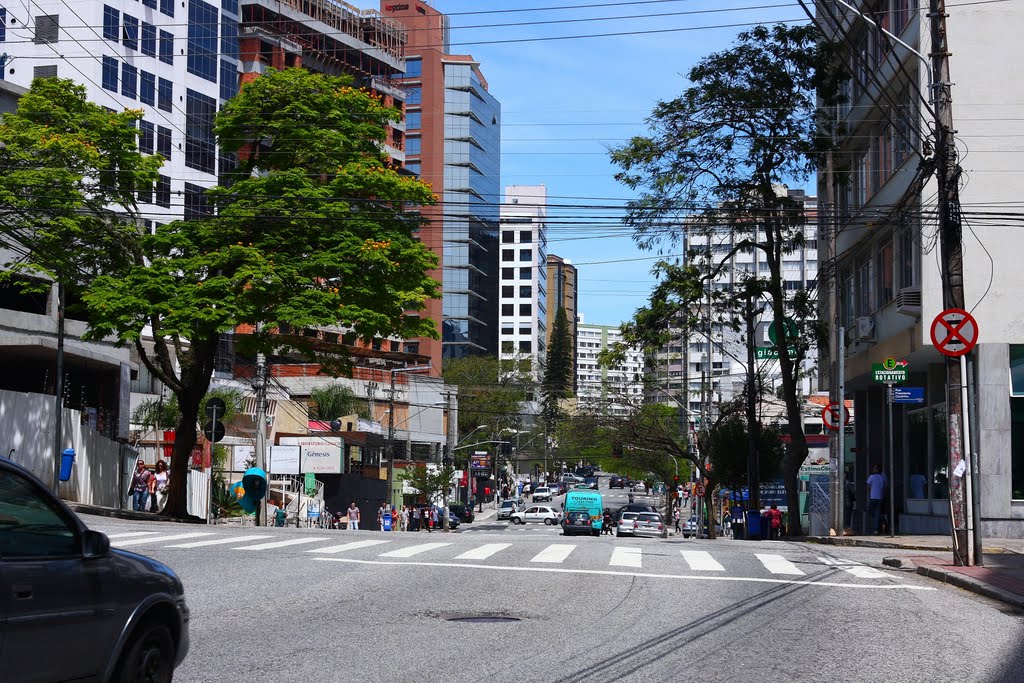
[143, 0, 157, 8]
[406, 137, 421, 155]
[121, 63, 137, 99]
[221, 16, 238, 60]
[502, 250, 514, 262]
[33, 65, 57, 79]
[405, 111, 421, 129]
[0, 470, 78, 559]
[140, 71, 155, 106]
[160, 0, 175, 18]
[403, 341, 419, 355]
[519, 340, 532, 353]
[520, 249, 531, 261]
[101, 56, 118, 91]
[159, 30, 174, 64]
[157, 126, 172, 159]
[876, 241, 894, 307]
[187, 0, 219, 82]
[222, 0, 239, 13]
[138, 120, 155, 154]
[856, 258, 871, 317]
[519, 327, 531, 336]
[502, 267, 514, 280]
[157, 78, 172, 112]
[519, 303, 532, 316]
[502, 231, 514, 244]
[406, 87, 421, 105]
[898, 226, 916, 289]
[501, 286, 514, 298]
[141, 22, 156, 56]
[103, 6, 119, 41]
[501, 340, 514, 353]
[185, 89, 217, 174]
[0, 8, 5, 43]
[220, 59, 238, 101]
[184, 183, 211, 220]
[520, 230, 532, 243]
[520, 267, 531, 279]
[34, 15, 58, 44]
[404, 58, 422, 78]
[122, 14, 138, 50]
[137, 180, 153, 205]
[155, 175, 171, 207]
[519, 285, 532, 298]
[501, 304, 514, 316]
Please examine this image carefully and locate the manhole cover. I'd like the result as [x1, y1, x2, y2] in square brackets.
[446, 616, 521, 623]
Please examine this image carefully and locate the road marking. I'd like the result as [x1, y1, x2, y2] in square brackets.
[164, 535, 272, 548]
[379, 542, 451, 558]
[609, 547, 642, 568]
[104, 532, 161, 540]
[818, 556, 888, 579]
[307, 540, 391, 554]
[455, 543, 511, 560]
[313, 557, 935, 590]
[531, 544, 576, 563]
[681, 550, 725, 571]
[756, 553, 805, 576]
[232, 537, 328, 551]
[112, 532, 213, 547]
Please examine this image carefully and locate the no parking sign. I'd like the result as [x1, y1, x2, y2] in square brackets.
[930, 308, 979, 357]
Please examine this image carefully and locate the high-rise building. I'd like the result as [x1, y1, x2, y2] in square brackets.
[817, 0, 1024, 539]
[546, 254, 578, 393]
[383, 1, 501, 367]
[576, 322, 644, 416]
[499, 185, 548, 379]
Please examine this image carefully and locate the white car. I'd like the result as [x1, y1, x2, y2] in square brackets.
[510, 505, 563, 525]
[616, 511, 640, 537]
[632, 481, 647, 493]
[533, 486, 552, 502]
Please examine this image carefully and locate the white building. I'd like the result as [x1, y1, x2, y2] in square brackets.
[576, 321, 644, 416]
[817, 0, 1024, 538]
[499, 185, 548, 379]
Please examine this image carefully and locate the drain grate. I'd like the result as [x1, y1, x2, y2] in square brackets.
[446, 616, 521, 623]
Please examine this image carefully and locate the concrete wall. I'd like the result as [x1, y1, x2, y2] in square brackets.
[1, 388, 133, 508]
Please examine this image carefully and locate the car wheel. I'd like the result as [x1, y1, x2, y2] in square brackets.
[113, 620, 175, 683]
[511, 517, 522, 525]
[544, 518, 554, 525]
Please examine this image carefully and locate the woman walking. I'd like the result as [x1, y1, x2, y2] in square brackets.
[130, 460, 153, 511]
[150, 459, 170, 513]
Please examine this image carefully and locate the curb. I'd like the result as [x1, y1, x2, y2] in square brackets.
[915, 564, 1024, 610]
[68, 503, 207, 525]
[802, 536, 954, 552]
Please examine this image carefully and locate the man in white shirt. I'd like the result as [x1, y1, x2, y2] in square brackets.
[866, 465, 888, 534]
[347, 502, 360, 531]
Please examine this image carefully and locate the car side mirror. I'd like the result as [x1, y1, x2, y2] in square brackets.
[82, 529, 110, 559]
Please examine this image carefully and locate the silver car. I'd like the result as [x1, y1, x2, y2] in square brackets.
[632, 512, 666, 537]
[497, 499, 519, 520]
[615, 511, 640, 537]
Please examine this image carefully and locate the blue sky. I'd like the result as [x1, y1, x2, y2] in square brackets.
[390, 0, 808, 327]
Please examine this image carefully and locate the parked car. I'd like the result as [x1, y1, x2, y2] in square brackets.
[449, 504, 475, 523]
[609, 476, 627, 489]
[533, 486, 553, 502]
[0, 455, 190, 682]
[616, 511, 641, 537]
[561, 510, 597, 536]
[560, 473, 584, 485]
[441, 509, 461, 529]
[632, 512, 665, 537]
[498, 499, 525, 520]
[510, 505, 563, 525]
[681, 515, 699, 538]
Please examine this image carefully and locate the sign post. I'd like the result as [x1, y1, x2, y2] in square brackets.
[872, 357, 908, 538]
[821, 401, 849, 432]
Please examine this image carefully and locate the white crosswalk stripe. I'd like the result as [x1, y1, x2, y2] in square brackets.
[756, 553, 805, 576]
[104, 532, 161, 540]
[609, 546, 642, 568]
[454, 543, 511, 561]
[681, 550, 725, 571]
[379, 542, 450, 558]
[166, 535, 272, 549]
[818, 556, 887, 579]
[232, 538, 328, 551]
[308, 540, 391, 555]
[112, 532, 213, 547]
[530, 544, 576, 564]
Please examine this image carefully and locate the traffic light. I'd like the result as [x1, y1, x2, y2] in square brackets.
[231, 467, 268, 514]
[203, 397, 226, 443]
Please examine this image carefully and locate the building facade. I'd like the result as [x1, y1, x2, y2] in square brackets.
[817, 0, 1024, 538]
[383, 1, 501, 367]
[576, 322, 644, 416]
[499, 185, 548, 379]
[546, 254, 579, 393]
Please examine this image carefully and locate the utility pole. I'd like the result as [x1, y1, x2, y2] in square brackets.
[929, 0, 971, 565]
[387, 369, 396, 511]
[51, 281, 65, 493]
[442, 390, 453, 531]
[254, 351, 268, 527]
[745, 290, 761, 517]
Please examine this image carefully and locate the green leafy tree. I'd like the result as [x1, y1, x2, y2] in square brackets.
[84, 68, 440, 517]
[608, 25, 843, 534]
[705, 415, 785, 490]
[309, 384, 370, 421]
[443, 355, 528, 438]
[542, 306, 574, 422]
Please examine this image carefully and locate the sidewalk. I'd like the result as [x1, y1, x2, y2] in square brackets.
[804, 533, 1024, 610]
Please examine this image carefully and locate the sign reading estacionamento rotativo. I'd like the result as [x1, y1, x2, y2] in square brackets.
[872, 357, 908, 384]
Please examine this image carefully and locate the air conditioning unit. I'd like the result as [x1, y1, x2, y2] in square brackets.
[895, 285, 922, 316]
[856, 316, 875, 342]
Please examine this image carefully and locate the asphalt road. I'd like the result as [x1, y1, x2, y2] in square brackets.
[82, 486, 1024, 683]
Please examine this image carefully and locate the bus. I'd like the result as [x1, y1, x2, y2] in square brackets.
[561, 489, 604, 536]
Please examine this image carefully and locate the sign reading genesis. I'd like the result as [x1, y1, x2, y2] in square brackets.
[277, 435, 343, 474]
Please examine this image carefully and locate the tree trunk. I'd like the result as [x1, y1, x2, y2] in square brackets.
[704, 486, 717, 540]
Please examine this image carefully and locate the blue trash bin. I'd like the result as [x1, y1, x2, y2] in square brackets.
[382, 513, 393, 532]
[59, 448, 75, 482]
[745, 509, 761, 540]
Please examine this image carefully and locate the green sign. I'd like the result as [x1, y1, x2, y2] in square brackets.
[756, 346, 796, 360]
[305, 472, 317, 496]
[872, 362, 908, 384]
[768, 318, 799, 346]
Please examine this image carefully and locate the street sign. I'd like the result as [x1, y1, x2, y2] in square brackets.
[756, 346, 796, 360]
[202, 420, 225, 443]
[892, 386, 926, 404]
[930, 307, 979, 357]
[821, 402, 849, 431]
[872, 357, 908, 384]
[204, 397, 226, 420]
[767, 318, 799, 346]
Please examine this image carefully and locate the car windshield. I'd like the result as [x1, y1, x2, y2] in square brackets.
[501, 501, 515, 508]
[621, 512, 639, 520]
[638, 513, 661, 523]
[567, 511, 589, 521]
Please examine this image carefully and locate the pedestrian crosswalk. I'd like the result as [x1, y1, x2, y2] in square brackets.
[98, 526, 907, 585]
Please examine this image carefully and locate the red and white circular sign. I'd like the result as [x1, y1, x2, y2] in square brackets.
[822, 402, 849, 431]
[930, 308, 979, 357]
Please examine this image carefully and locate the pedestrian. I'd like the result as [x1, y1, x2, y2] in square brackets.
[429, 505, 438, 532]
[149, 459, 170, 513]
[130, 459, 153, 512]
[628, 490, 635, 504]
[673, 508, 681, 533]
[391, 506, 398, 531]
[843, 467, 856, 532]
[274, 500, 287, 527]
[866, 464, 887, 534]
[767, 505, 783, 540]
[412, 505, 421, 531]
[401, 505, 409, 532]
[377, 502, 386, 530]
[347, 501, 361, 531]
